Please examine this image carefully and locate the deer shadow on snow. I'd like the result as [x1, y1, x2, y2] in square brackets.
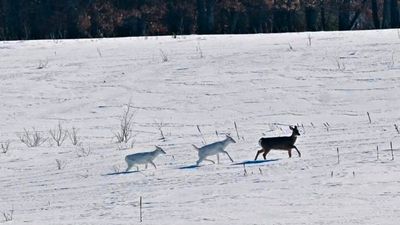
[178, 164, 202, 169]
[179, 159, 280, 170]
[103, 170, 140, 176]
[232, 159, 280, 166]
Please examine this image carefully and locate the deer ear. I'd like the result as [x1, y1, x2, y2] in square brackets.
[289, 126, 294, 130]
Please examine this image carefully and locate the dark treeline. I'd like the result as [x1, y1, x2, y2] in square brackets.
[0, 0, 399, 40]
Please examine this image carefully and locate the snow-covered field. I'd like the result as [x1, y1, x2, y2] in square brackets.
[1, 29, 400, 224]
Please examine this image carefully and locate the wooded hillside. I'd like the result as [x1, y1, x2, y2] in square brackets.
[0, 0, 399, 40]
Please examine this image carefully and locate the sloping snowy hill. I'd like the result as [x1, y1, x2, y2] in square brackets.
[1, 30, 400, 224]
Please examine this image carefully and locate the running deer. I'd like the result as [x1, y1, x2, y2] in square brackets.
[125, 146, 166, 172]
[254, 126, 301, 160]
[192, 135, 236, 166]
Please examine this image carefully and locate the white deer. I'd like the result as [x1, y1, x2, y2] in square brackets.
[192, 135, 236, 166]
[125, 146, 166, 172]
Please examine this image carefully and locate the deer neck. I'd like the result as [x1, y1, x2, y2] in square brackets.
[152, 150, 161, 157]
[221, 138, 231, 148]
[290, 133, 298, 143]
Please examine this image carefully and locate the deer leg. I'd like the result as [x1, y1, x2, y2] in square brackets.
[204, 158, 216, 164]
[262, 149, 271, 160]
[294, 146, 301, 157]
[255, 149, 264, 160]
[150, 161, 157, 169]
[196, 158, 202, 166]
[136, 166, 140, 171]
[222, 151, 234, 162]
[217, 154, 220, 164]
[145, 164, 148, 169]
[288, 149, 292, 158]
[125, 163, 133, 172]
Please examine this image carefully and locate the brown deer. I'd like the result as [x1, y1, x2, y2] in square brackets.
[254, 126, 301, 160]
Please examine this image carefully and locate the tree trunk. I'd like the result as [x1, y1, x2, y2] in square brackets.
[287, 10, 293, 32]
[383, 0, 391, 28]
[320, 0, 326, 31]
[229, 12, 239, 33]
[339, 0, 350, 30]
[196, 0, 207, 34]
[66, 2, 80, 38]
[305, 7, 318, 31]
[348, 0, 368, 30]
[2, 0, 22, 39]
[206, 0, 216, 33]
[371, 0, 380, 29]
[391, 0, 400, 27]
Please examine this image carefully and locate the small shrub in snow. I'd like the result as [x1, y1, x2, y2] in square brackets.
[37, 59, 48, 69]
[367, 112, 372, 124]
[79, 171, 89, 179]
[336, 147, 340, 164]
[96, 48, 102, 57]
[55, 159, 66, 170]
[196, 43, 204, 58]
[68, 127, 80, 146]
[2, 207, 14, 222]
[18, 128, 47, 147]
[160, 49, 168, 62]
[288, 43, 294, 51]
[76, 144, 91, 158]
[307, 34, 312, 46]
[113, 103, 135, 143]
[139, 196, 143, 222]
[1, 141, 10, 153]
[390, 142, 394, 161]
[323, 122, 330, 132]
[335, 58, 345, 71]
[49, 122, 68, 147]
[388, 51, 395, 69]
[111, 165, 120, 173]
[156, 121, 166, 141]
[196, 125, 206, 145]
[234, 121, 240, 141]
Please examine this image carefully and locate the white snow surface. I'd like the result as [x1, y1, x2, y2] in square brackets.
[1, 30, 400, 224]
